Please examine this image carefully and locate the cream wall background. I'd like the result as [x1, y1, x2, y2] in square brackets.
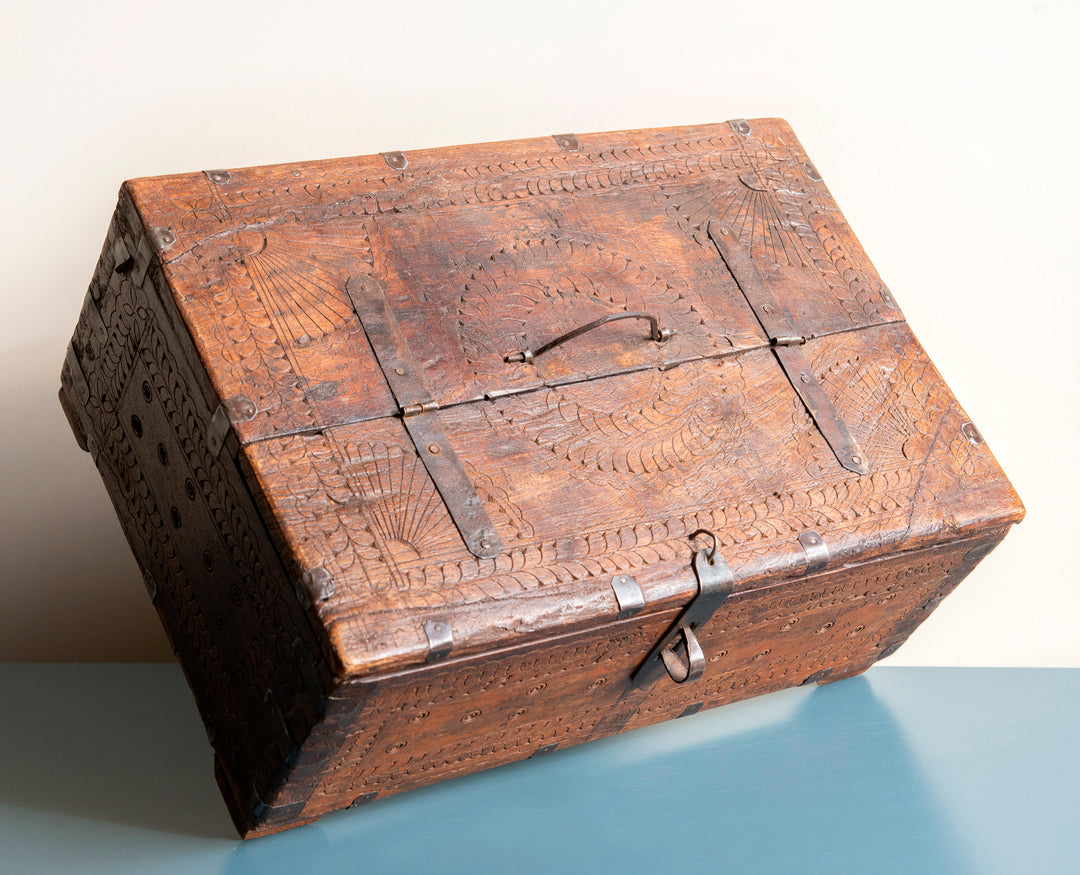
[1, 0, 1075, 664]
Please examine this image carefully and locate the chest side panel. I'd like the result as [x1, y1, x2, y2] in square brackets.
[59, 195, 334, 825]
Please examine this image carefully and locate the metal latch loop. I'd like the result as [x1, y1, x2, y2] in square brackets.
[631, 532, 733, 689]
[660, 625, 706, 683]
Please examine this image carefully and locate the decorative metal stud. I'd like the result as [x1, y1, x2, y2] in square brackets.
[553, 133, 581, 152]
[148, 227, 176, 250]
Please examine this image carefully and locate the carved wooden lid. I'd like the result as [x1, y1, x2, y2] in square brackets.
[125, 120, 1023, 677]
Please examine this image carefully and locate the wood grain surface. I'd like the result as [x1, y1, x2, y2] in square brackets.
[60, 119, 1024, 836]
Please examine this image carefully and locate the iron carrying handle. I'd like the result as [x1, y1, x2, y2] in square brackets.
[504, 312, 673, 364]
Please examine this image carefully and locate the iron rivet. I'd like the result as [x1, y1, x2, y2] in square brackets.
[852, 455, 861, 464]
[394, 366, 405, 375]
[157, 443, 169, 465]
[762, 305, 772, 313]
[480, 539, 491, 550]
[799, 372, 810, 384]
[428, 443, 441, 455]
[149, 227, 176, 250]
[297, 333, 311, 347]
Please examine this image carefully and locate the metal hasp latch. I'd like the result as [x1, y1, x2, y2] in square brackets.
[707, 221, 869, 476]
[632, 531, 734, 689]
[345, 275, 503, 560]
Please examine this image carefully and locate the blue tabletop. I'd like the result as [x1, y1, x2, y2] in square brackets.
[0, 665, 1075, 874]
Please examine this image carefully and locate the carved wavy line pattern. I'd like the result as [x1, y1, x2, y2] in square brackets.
[467, 466, 536, 542]
[368, 463, 924, 605]
[947, 425, 993, 490]
[453, 229, 739, 479]
[255, 412, 927, 607]
[173, 134, 765, 234]
[311, 545, 965, 807]
[762, 160, 879, 325]
[182, 205, 374, 437]
[483, 361, 748, 477]
[339, 440, 461, 569]
[256, 433, 383, 587]
[800, 199, 879, 324]
[313, 622, 671, 806]
[659, 147, 886, 327]
[208, 257, 316, 432]
[257, 431, 541, 597]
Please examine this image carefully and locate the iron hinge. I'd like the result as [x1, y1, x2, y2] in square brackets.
[345, 274, 503, 560]
[402, 400, 439, 418]
[707, 221, 869, 476]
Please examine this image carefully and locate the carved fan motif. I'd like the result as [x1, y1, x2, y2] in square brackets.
[663, 169, 811, 268]
[339, 440, 460, 570]
[237, 227, 365, 347]
[816, 348, 951, 468]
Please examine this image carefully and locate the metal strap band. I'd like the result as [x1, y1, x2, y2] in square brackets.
[424, 619, 454, 663]
[345, 275, 503, 559]
[708, 222, 869, 476]
[611, 574, 645, 619]
[776, 344, 869, 475]
[798, 530, 831, 574]
[708, 223, 802, 344]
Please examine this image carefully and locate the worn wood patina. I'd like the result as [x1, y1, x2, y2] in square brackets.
[59, 119, 1024, 837]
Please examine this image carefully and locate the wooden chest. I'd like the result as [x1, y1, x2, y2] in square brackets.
[59, 119, 1023, 837]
